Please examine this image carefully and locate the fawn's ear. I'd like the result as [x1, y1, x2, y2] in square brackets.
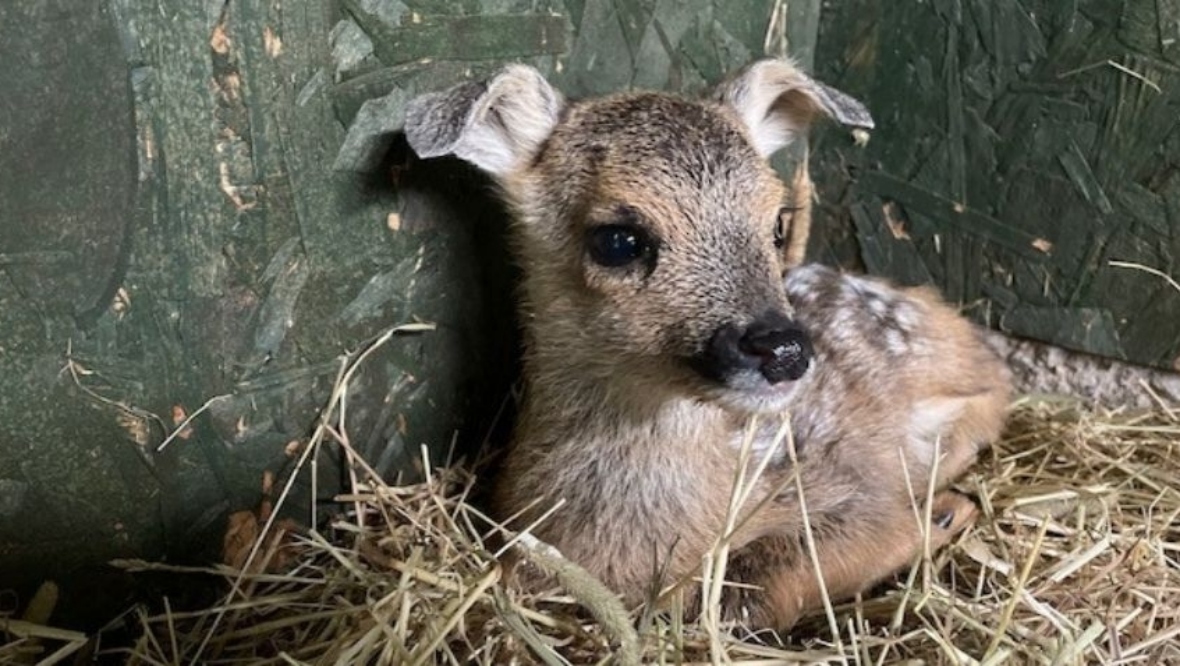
[715, 59, 874, 157]
[403, 64, 564, 177]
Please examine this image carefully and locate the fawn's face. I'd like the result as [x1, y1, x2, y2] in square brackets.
[519, 94, 810, 410]
[404, 61, 872, 412]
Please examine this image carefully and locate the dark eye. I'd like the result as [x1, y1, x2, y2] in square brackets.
[774, 206, 796, 249]
[587, 224, 652, 268]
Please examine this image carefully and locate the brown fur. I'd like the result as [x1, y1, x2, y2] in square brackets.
[403, 60, 1011, 631]
[782, 164, 814, 269]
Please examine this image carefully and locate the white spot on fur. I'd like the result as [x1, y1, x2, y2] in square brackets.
[884, 328, 908, 355]
[866, 293, 890, 319]
[894, 302, 920, 334]
[784, 264, 828, 294]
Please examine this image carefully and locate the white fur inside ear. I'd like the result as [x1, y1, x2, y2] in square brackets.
[453, 64, 563, 176]
[721, 59, 812, 157]
[718, 59, 873, 158]
[741, 105, 797, 158]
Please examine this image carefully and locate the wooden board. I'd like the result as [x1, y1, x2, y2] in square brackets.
[809, 0, 1180, 371]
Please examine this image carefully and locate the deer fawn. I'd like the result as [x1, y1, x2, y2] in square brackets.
[403, 59, 1010, 630]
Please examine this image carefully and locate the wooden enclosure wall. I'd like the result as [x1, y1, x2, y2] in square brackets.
[810, 1, 1180, 371]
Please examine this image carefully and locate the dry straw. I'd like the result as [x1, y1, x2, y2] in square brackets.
[5, 325, 1178, 664]
[105, 330, 1178, 664]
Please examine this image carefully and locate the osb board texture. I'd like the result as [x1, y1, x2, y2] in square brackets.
[0, 0, 815, 624]
[809, 0, 1180, 372]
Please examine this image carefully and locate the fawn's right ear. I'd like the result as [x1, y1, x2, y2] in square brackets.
[403, 64, 564, 178]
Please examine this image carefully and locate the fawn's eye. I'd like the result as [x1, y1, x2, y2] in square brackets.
[587, 224, 653, 268]
[774, 206, 796, 249]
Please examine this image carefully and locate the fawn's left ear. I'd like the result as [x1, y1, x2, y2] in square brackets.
[403, 64, 564, 178]
[714, 59, 874, 157]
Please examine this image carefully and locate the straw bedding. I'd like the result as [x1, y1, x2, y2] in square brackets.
[3, 325, 1177, 664]
[101, 394, 1178, 664]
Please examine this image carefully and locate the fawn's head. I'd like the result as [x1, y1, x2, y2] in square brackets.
[404, 60, 871, 413]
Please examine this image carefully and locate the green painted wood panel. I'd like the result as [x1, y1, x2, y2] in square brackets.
[809, 0, 1180, 371]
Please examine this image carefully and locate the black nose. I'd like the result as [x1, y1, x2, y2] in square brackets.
[738, 314, 811, 383]
[694, 311, 812, 385]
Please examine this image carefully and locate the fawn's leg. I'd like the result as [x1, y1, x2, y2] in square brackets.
[724, 490, 977, 630]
